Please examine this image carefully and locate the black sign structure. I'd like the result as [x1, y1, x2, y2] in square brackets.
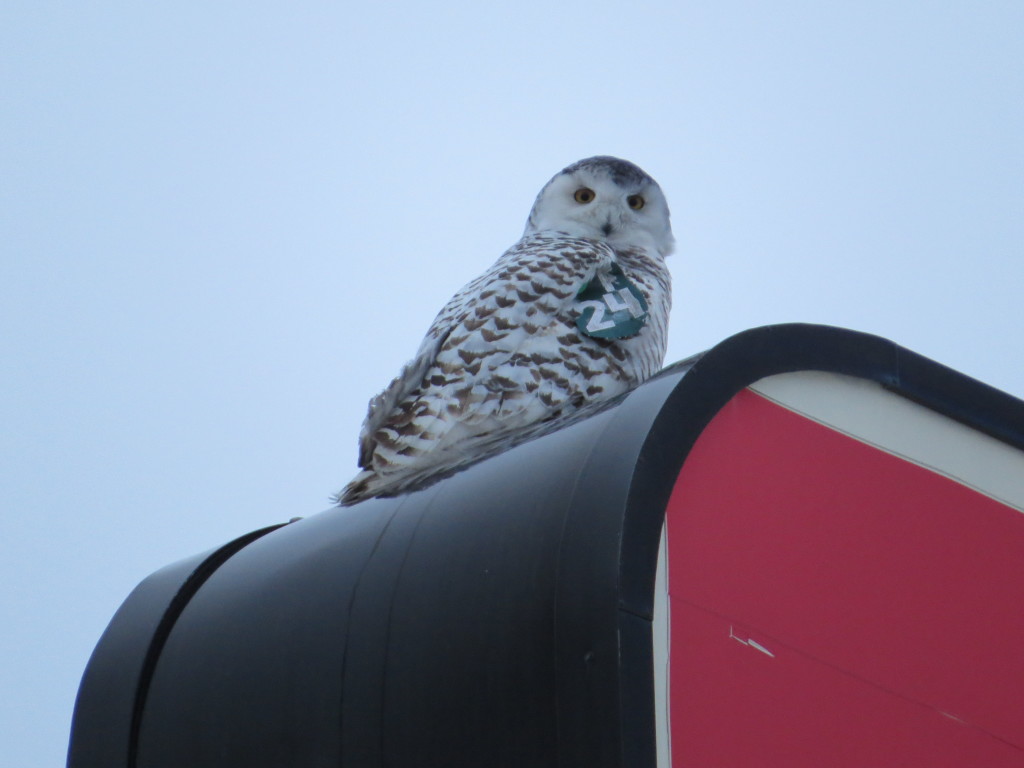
[68, 324, 1024, 767]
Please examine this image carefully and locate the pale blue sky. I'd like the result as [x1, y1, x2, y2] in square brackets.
[2, 2, 1022, 763]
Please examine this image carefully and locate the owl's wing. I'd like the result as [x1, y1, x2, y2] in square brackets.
[356, 286, 468, 467]
[357, 234, 614, 469]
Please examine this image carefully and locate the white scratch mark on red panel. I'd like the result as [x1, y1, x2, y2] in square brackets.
[729, 626, 776, 658]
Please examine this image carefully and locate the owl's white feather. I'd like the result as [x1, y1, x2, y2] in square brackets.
[338, 156, 674, 504]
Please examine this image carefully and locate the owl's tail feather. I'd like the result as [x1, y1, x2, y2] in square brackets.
[334, 450, 490, 506]
[334, 469, 386, 506]
[334, 465, 442, 506]
[334, 463, 459, 506]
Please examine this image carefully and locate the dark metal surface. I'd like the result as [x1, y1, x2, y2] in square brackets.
[67, 526, 284, 767]
[67, 324, 1024, 768]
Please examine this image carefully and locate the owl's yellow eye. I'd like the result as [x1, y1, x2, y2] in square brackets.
[573, 187, 596, 204]
[627, 194, 645, 210]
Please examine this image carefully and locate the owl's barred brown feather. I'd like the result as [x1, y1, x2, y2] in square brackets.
[337, 156, 674, 505]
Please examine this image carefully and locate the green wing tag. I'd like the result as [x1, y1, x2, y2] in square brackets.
[575, 264, 649, 339]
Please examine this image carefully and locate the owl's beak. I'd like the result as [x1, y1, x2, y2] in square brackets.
[601, 220, 614, 236]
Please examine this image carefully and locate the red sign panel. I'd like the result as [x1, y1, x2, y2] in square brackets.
[665, 389, 1024, 765]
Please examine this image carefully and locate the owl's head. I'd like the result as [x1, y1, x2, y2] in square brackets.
[524, 156, 674, 257]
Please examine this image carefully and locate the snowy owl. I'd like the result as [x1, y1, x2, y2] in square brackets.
[337, 156, 673, 505]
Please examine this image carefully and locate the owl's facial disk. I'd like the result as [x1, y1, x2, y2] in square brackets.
[525, 157, 674, 257]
